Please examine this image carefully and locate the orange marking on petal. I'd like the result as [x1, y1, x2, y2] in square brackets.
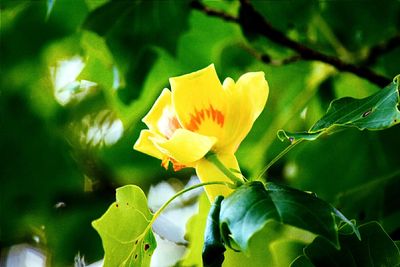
[170, 158, 186, 171]
[160, 156, 186, 171]
[168, 116, 181, 134]
[161, 156, 170, 170]
[186, 105, 225, 131]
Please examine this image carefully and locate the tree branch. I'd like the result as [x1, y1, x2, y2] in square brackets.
[240, 43, 302, 66]
[191, 0, 391, 87]
[262, 54, 302, 66]
[190, 1, 238, 23]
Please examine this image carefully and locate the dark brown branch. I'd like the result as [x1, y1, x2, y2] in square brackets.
[240, 43, 302, 66]
[263, 54, 302, 66]
[190, 1, 238, 23]
[191, 0, 391, 87]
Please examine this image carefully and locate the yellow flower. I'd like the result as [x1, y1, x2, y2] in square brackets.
[134, 64, 269, 201]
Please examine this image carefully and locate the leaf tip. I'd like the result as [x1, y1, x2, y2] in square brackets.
[393, 74, 400, 85]
[277, 130, 290, 142]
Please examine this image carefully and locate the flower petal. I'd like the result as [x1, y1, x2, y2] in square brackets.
[142, 88, 171, 131]
[221, 72, 269, 153]
[237, 72, 269, 119]
[142, 89, 182, 139]
[151, 129, 217, 165]
[170, 64, 227, 140]
[133, 130, 164, 159]
[195, 154, 241, 202]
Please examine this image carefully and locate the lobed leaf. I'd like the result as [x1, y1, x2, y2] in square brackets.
[222, 221, 315, 267]
[218, 182, 358, 252]
[278, 75, 400, 143]
[291, 221, 400, 267]
[92, 185, 156, 267]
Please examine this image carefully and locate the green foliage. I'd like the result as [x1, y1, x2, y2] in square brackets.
[202, 182, 359, 266]
[222, 221, 315, 267]
[182, 192, 317, 267]
[2, 0, 400, 265]
[291, 222, 400, 267]
[220, 182, 357, 250]
[92, 185, 156, 267]
[83, 0, 190, 105]
[278, 75, 400, 142]
[334, 170, 400, 234]
[179, 193, 211, 266]
[202, 196, 225, 267]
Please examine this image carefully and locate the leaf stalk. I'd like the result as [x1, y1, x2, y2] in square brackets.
[142, 180, 232, 238]
[206, 153, 245, 186]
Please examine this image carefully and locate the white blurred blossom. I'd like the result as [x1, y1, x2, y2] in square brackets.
[3, 244, 46, 267]
[50, 56, 97, 106]
[78, 110, 124, 148]
[148, 176, 203, 267]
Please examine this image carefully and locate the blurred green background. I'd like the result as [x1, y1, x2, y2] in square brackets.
[1, 0, 399, 265]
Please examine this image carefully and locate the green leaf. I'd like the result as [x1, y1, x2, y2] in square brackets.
[334, 170, 400, 233]
[295, 221, 400, 267]
[219, 182, 358, 252]
[92, 185, 156, 267]
[179, 193, 211, 266]
[320, 1, 399, 51]
[278, 75, 400, 143]
[78, 31, 115, 92]
[269, 238, 313, 267]
[85, 0, 108, 11]
[251, 0, 315, 34]
[290, 256, 315, 267]
[83, 0, 190, 105]
[396, 241, 400, 251]
[203, 196, 226, 267]
[223, 221, 315, 267]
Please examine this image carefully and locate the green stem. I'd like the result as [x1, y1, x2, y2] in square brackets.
[142, 180, 232, 236]
[257, 140, 303, 180]
[206, 153, 245, 185]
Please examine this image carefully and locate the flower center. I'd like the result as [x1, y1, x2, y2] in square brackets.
[186, 105, 224, 131]
[157, 106, 182, 139]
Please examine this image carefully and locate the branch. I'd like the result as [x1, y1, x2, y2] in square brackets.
[241, 43, 302, 66]
[262, 54, 302, 66]
[191, 0, 391, 87]
[190, 1, 238, 23]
